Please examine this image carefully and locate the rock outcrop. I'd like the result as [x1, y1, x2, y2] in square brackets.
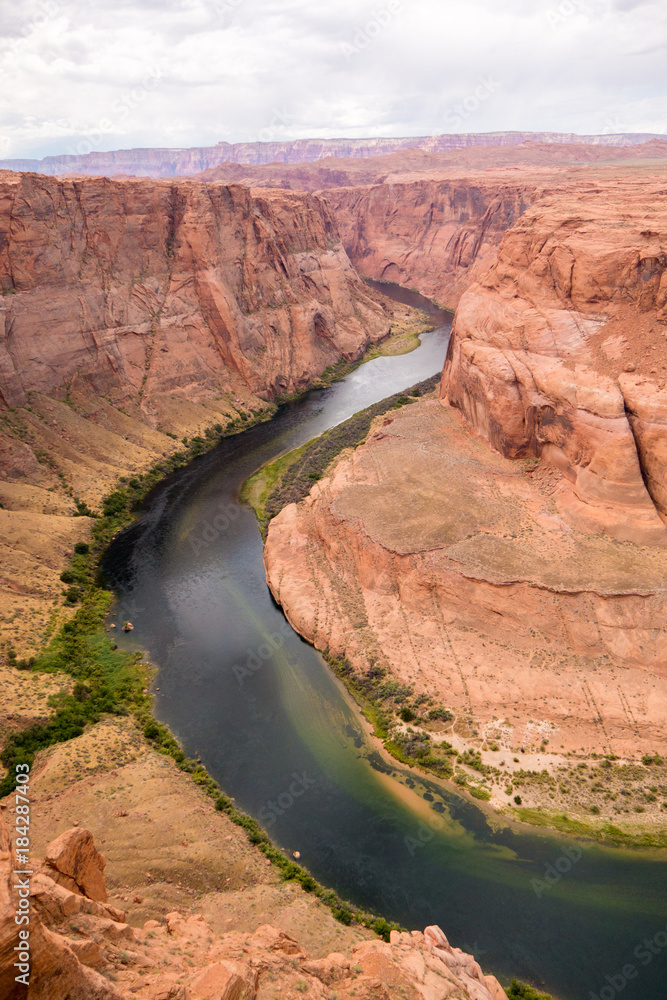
[0, 815, 506, 1000]
[43, 828, 107, 903]
[264, 398, 667, 762]
[1, 131, 663, 178]
[442, 176, 667, 545]
[0, 815, 123, 1000]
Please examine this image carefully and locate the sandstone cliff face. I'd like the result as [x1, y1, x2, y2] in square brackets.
[0, 172, 388, 411]
[441, 177, 667, 545]
[0, 170, 396, 655]
[325, 178, 540, 308]
[264, 171, 667, 772]
[2, 131, 663, 178]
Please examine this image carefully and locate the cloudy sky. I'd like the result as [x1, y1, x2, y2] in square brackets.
[1, 0, 665, 160]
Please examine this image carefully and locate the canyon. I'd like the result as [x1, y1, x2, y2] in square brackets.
[0, 726, 507, 1000]
[0, 169, 402, 658]
[2, 137, 667, 998]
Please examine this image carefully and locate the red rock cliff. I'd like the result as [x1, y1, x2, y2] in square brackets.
[325, 178, 541, 308]
[441, 176, 667, 545]
[0, 171, 388, 411]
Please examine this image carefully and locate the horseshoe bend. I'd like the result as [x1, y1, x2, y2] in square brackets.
[1, 141, 667, 1000]
[266, 172, 667, 768]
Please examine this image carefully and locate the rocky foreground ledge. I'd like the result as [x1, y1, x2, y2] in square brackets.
[0, 815, 505, 1000]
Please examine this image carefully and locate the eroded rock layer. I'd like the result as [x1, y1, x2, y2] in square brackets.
[442, 176, 667, 545]
[0, 171, 388, 410]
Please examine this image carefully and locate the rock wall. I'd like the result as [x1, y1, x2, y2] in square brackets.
[0, 171, 388, 411]
[325, 178, 540, 308]
[441, 176, 667, 545]
[0, 169, 395, 655]
[264, 170, 667, 765]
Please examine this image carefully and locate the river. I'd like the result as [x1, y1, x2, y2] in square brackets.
[103, 283, 667, 1000]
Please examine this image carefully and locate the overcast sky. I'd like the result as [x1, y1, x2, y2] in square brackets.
[1, 0, 665, 160]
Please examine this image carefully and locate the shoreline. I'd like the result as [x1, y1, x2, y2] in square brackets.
[0, 408, 407, 940]
[0, 300, 438, 939]
[247, 401, 667, 853]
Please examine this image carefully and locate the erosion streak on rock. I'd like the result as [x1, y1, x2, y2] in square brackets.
[0, 172, 388, 409]
[442, 177, 667, 545]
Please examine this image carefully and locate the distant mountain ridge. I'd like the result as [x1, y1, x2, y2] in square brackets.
[1, 130, 665, 178]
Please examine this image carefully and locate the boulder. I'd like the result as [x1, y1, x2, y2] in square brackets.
[44, 828, 107, 902]
[189, 960, 257, 1000]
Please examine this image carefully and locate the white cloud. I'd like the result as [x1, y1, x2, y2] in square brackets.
[0, 0, 665, 160]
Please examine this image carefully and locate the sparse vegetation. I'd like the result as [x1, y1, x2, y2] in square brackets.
[506, 980, 554, 1000]
[243, 374, 440, 535]
[0, 433, 405, 940]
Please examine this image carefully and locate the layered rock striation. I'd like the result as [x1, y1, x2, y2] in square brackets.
[0, 171, 388, 410]
[2, 131, 664, 178]
[442, 176, 667, 545]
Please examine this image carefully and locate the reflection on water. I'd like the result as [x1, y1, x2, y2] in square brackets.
[103, 292, 667, 1000]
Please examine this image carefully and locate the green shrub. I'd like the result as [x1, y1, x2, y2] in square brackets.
[74, 498, 96, 517]
[506, 979, 554, 999]
[102, 492, 127, 517]
[64, 586, 83, 605]
[428, 707, 453, 722]
[74, 542, 90, 555]
[399, 706, 416, 722]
